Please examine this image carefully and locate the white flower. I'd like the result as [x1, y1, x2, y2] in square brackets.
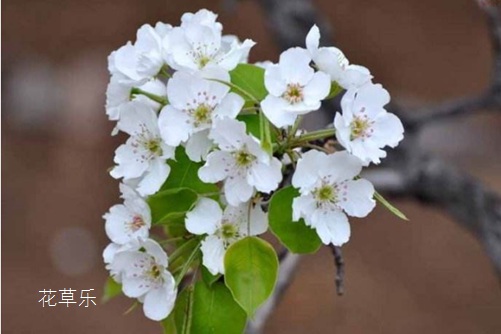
[135, 23, 171, 78]
[185, 198, 268, 275]
[106, 77, 166, 121]
[198, 118, 283, 206]
[110, 238, 177, 321]
[291, 150, 375, 246]
[110, 101, 175, 196]
[108, 24, 170, 85]
[166, 17, 255, 80]
[305, 25, 372, 89]
[261, 47, 331, 128]
[180, 9, 222, 33]
[103, 183, 151, 245]
[334, 83, 404, 165]
[158, 71, 244, 161]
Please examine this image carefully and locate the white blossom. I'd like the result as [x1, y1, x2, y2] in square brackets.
[108, 23, 171, 85]
[166, 10, 255, 80]
[109, 239, 177, 321]
[110, 101, 174, 196]
[292, 150, 375, 246]
[106, 77, 166, 122]
[185, 198, 268, 275]
[261, 47, 331, 128]
[305, 25, 372, 89]
[103, 184, 151, 245]
[198, 118, 283, 206]
[158, 71, 244, 161]
[334, 83, 404, 165]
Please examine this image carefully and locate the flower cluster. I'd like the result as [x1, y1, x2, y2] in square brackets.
[103, 9, 404, 327]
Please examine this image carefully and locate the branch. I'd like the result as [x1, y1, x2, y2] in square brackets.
[329, 245, 345, 295]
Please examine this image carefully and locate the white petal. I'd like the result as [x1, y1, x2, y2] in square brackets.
[185, 198, 223, 235]
[185, 130, 213, 162]
[136, 158, 170, 196]
[322, 151, 363, 183]
[103, 243, 121, 264]
[158, 105, 192, 146]
[224, 176, 254, 206]
[117, 101, 159, 136]
[305, 25, 320, 56]
[110, 143, 149, 180]
[292, 194, 316, 222]
[201, 235, 226, 275]
[302, 71, 331, 104]
[311, 209, 351, 246]
[371, 112, 404, 148]
[279, 47, 313, 86]
[104, 204, 148, 244]
[122, 276, 151, 298]
[143, 275, 177, 321]
[354, 83, 390, 110]
[339, 179, 375, 218]
[264, 64, 287, 96]
[261, 95, 298, 128]
[247, 158, 283, 193]
[217, 39, 256, 71]
[142, 238, 168, 267]
[248, 203, 268, 236]
[213, 92, 244, 119]
[209, 118, 248, 150]
[292, 150, 327, 192]
[198, 150, 233, 183]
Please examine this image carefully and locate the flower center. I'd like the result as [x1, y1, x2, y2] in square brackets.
[147, 264, 162, 280]
[234, 149, 255, 167]
[147, 139, 163, 155]
[314, 185, 338, 203]
[350, 116, 372, 140]
[220, 223, 238, 239]
[197, 55, 212, 68]
[193, 103, 212, 125]
[130, 215, 146, 232]
[283, 83, 304, 104]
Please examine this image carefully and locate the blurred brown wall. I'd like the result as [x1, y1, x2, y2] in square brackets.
[3, 0, 501, 333]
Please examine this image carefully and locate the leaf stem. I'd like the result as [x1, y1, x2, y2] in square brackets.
[175, 241, 202, 286]
[130, 87, 168, 105]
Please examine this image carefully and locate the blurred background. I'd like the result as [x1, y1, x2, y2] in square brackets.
[3, 0, 501, 333]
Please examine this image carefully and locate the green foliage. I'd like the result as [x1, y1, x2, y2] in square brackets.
[224, 237, 279, 317]
[148, 188, 198, 225]
[167, 282, 247, 334]
[161, 147, 219, 196]
[374, 191, 409, 221]
[325, 81, 344, 100]
[229, 64, 268, 102]
[269, 186, 322, 253]
[201, 266, 221, 287]
[102, 277, 122, 303]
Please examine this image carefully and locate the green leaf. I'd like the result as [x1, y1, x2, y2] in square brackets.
[269, 186, 322, 254]
[174, 286, 194, 334]
[201, 266, 222, 287]
[148, 188, 198, 225]
[237, 114, 277, 142]
[229, 64, 268, 102]
[102, 277, 122, 303]
[374, 191, 409, 221]
[161, 314, 178, 334]
[161, 147, 219, 196]
[190, 281, 247, 334]
[224, 237, 279, 317]
[325, 81, 344, 100]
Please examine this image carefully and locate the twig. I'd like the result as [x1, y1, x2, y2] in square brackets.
[329, 245, 345, 296]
